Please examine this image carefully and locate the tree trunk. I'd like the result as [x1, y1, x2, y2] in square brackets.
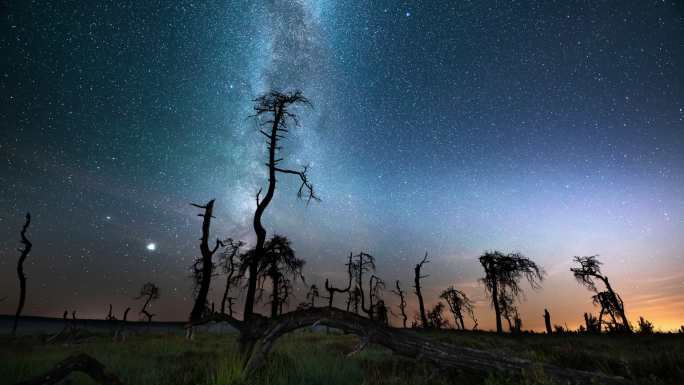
[12, 213, 31, 336]
[237, 307, 633, 385]
[603, 278, 631, 332]
[544, 309, 552, 334]
[414, 255, 429, 328]
[491, 280, 502, 333]
[190, 200, 219, 322]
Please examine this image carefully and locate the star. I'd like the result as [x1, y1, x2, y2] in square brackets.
[146, 243, 157, 251]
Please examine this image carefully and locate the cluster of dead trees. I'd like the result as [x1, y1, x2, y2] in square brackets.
[3, 90, 665, 385]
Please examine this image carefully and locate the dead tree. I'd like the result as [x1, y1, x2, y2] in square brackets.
[440, 286, 476, 330]
[413, 252, 430, 328]
[392, 280, 408, 328]
[350, 252, 377, 319]
[189, 200, 222, 323]
[244, 90, 318, 321]
[347, 286, 362, 314]
[366, 275, 385, 320]
[479, 251, 544, 333]
[571, 255, 631, 332]
[11, 353, 125, 385]
[324, 253, 353, 308]
[136, 282, 159, 324]
[306, 284, 320, 307]
[12, 213, 32, 336]
[107, 304, 118, 321]
[219, 239, 243, 315]
[544, 309, 552, 334]
[427, 302, 449, 329]
[584, 312, 600, 333]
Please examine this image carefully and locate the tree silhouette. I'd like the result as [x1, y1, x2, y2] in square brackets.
[189, 200, 223, 322]
[392, 280, 408, 328]
[478, 251, 544, 333]
[367, 274, 385, 320]
[427, 302, 448, 329]
[12, 212, 32, 336]
[245, 90, 318, 319]
[136, 282, 159, 324]
[218, 239, 243, 316]
[242, 235, 305, 318]
[324, 253, 353, 308]
[349, 252, 377, 319]
[570, 255, 631, 332]
[440, 286, 476, 330]
[413, 252, 430, 328]
[306, 284, 320, 308]
[543, 309, 552, 334]
[584, 312, 600, 333]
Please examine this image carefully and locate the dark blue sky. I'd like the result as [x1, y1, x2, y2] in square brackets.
[1, 1, 682, 329]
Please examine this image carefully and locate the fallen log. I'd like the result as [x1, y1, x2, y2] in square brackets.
[13, 353, 124, 385]
[233, 307, 634, 385]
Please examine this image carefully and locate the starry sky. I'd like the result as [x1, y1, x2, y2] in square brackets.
[1, 1, 683, 331]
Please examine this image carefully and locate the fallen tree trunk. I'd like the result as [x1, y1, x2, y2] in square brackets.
[13, 353, 124, 385]
[188, 307, 633, 385]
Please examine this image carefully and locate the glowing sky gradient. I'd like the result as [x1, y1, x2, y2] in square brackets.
[1, 1, 682, 331]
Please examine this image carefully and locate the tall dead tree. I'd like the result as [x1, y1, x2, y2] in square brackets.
[392, 280, 408, 328]
[349, 252, 377, 319]
[219, 239, 243, 315]
[189, 200, 222, 322]
[440, 286, 476, 330]
[12, 213, 32, 336]
[136, 282, 159, 324]
[413, 252, 430, 328]
[244, 90, 318, 320]
[324, 253, 353, 308]
[570, 255, 631, 332]
[479, 251, 544, 333]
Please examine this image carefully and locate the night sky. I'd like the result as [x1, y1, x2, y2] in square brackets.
[1, 1, 682, 330]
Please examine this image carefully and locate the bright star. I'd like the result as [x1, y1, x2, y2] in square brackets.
[406, 11, 411, 17]
[146, 243, 157, 251]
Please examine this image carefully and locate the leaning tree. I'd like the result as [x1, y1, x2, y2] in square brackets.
[478, 251, 544, 333]
[244, 90, 318, 321]
[440, 286, 476, 330]
[570, 255, 631, 332]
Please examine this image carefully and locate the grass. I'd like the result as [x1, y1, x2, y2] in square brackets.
[1, 330, 682, 385]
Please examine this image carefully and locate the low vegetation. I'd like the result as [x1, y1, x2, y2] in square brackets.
[2, 330, 683, 385]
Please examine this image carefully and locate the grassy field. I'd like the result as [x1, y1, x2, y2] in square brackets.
[1, 330, 683, 385]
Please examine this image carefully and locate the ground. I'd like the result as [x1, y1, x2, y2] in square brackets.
[1, 330, 682, 385]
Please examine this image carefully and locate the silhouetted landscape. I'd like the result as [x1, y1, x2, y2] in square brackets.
[1, 1, 683, 385]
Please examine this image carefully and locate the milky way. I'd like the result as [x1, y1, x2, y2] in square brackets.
[1, 1, 682, 330]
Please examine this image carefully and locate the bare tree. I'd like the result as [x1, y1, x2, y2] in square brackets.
[413, 252, 430, 328]
[440, 286, 476, 330]
[570, 255, 631, 332]
[136, 282, 159, 324]
[427, 302, 449, 329]
[106, 304, 117, 321]
[392, 280, 408, 328]
[367, 275, 385, 320]
[244, 90, 318, 320]
[12, 213, 32, 336]
[189, 200, 223, 322]
[324, 253, 353, 308]
[349, 252, 377, 318]
[218, 239, 243, 315]
[306, 284, 320, 308]
[478, 251, 544, 334]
